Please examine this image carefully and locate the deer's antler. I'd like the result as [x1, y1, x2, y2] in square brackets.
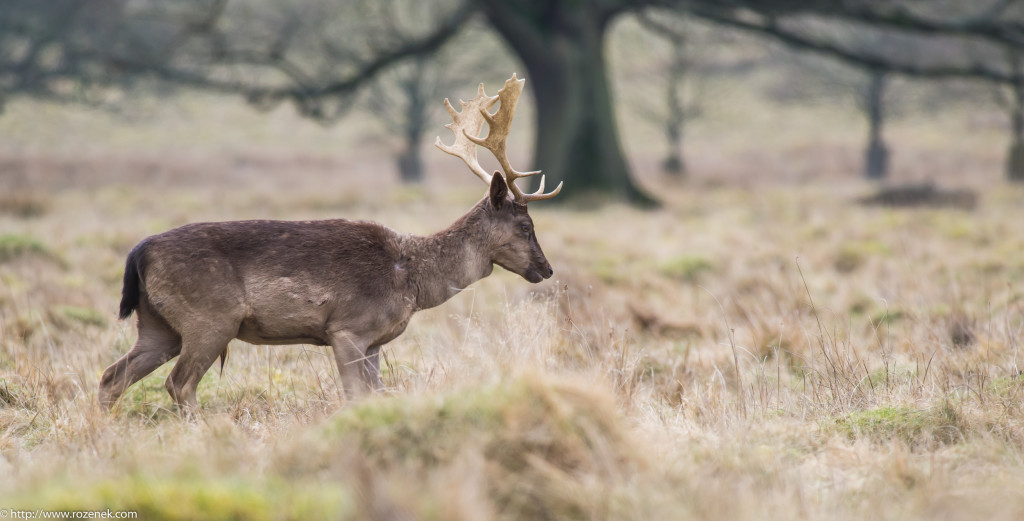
[434, 83, 497, 185]
[435, 74, 562, 204]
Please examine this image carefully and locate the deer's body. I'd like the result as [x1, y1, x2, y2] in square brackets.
[99, 74, 561, 414]
[99, 179, 552, 411]
[140, 219, 414, 341]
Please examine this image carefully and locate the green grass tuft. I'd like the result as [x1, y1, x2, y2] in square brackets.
[0, 234, 52, 263]
[834, 240, 890, 273]
[659, 255, 715, 283]
[870, 308, 906, 326]
[835, 403, 966, 445]
[11, 477, 353, 521]
[324, 376, 635, 520]
[0, 379, 30, 408]
[57, 306, 108, 328]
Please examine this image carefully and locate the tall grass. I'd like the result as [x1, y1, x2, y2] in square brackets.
[1, 174, 1022, 519]
[1, 88, 1022, 518]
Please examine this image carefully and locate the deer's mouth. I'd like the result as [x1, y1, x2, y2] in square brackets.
[524, 263, 553, 283]
[495, 258, 552, 284]
[523, 268, 544, 283]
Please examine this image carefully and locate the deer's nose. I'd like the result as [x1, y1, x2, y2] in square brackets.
[545, 266, 554, 278]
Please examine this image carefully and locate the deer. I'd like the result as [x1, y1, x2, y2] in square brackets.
[98, 74, 562, 414]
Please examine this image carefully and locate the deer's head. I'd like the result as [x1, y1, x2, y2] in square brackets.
[483, 174, 552, 282]
[436, 74, 562, 284]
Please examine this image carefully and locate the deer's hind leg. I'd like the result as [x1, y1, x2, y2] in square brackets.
[99, 299, 182, 409]
[164, 323, 239, 416]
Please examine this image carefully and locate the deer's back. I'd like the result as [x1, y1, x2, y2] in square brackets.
[136, 219, 409, 344]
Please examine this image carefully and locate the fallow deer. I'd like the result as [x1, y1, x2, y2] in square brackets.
[98, 74, 562, 413]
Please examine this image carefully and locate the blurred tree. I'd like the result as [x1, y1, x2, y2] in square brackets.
[635, 12, 705, 178]
[7, 0, 1024, 199]
[861, 68, 890, 180]
[368, 56, 436, 184]
[773, 47, 902, 181]
[364, 9, 512, 184]
[693, 2, 1024, 183]
[995, 47, 1024, 181]
[0, 0, 125, 111]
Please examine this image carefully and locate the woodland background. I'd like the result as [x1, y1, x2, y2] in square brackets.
[2, 1, 1024, 519]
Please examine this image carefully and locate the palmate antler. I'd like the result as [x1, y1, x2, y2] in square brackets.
[435, 74, 562, 204]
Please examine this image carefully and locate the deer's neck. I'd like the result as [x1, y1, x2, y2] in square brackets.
[403, 204, 493, 310]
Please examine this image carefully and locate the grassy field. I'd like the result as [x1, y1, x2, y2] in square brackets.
[1, 80, 1023, 520]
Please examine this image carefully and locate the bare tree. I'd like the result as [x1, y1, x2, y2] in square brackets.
[365, 13, 512, 184]
[369, 56, 435, 184]
[861, 67, 890, 180]
[995, 46, 1024, 181]
[775, 48, 900, 180]
[8, 0, 1024, 201]
[0, 0, 125, 111]
[635, 12, 706, 178]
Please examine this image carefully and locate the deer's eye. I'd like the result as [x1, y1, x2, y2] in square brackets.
[521, 225, 530, 234]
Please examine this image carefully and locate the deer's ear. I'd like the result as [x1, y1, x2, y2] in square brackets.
[489, 171, 509, 209]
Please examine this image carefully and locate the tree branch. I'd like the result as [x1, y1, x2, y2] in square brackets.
[102, 0, 478, 121]
[816, 1, 1024, 48]
[687, 7, 1020, 84]
[256, 1, 477, 100]
[636, 10, 686, 45]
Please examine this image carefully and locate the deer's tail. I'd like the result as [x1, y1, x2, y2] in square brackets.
[118, 240, 148, 320]
[219, 347, 229, 375]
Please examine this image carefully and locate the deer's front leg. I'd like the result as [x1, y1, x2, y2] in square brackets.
[329, 330, 373, 401]
[363, 345, 384, 392]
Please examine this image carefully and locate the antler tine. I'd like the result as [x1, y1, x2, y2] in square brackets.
[519, 177, 563, 203]
[464, 74, 562, 204]
[437, 74, 563, 203]
[435, 84, 498, 185]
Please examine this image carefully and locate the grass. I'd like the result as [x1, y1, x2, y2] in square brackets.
[1, 69, 1023, 519]
[835, 404, 967, 445]
[0, 234, 52, 263]
[0, 192, 49, 218]
[56, 306, 108, 328]
[18, 478, 354, 521]
[659, 254, 716, 282]
[320, 376, 634, 520]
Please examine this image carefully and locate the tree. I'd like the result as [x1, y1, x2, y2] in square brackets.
[365, 14, 513, 184]
[0, 0, 124, 111]
[370, 57, 434, 183]
[370, 57, 436, 184]
[480, 1, 1024, 196]
[7, 0, 1024, 200]
[633, 12, 707, 178]
[861, 68, 890, 180]
[773, 48, 900, 181]
[471, 1, 656, 204]
[995, 46, 1024, 181]
[691, 2, 1024, 183]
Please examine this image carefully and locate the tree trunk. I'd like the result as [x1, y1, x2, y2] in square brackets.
[1008, 59, 1024, 182]
[397, 139, 424, 183]
[863, 70, 889, 181]
[662, 35, 686, 177]
[397, 58, 429, 184]
[1007, 142, 1024, 182]
[480, 2, 656, 206]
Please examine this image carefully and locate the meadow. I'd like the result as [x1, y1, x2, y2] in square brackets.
[1, 79, 1023, 520]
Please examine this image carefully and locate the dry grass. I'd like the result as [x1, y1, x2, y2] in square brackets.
[1, 89, 1023, 520]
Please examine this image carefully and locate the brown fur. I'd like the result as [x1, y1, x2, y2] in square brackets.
[98, 176, 553, 413]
